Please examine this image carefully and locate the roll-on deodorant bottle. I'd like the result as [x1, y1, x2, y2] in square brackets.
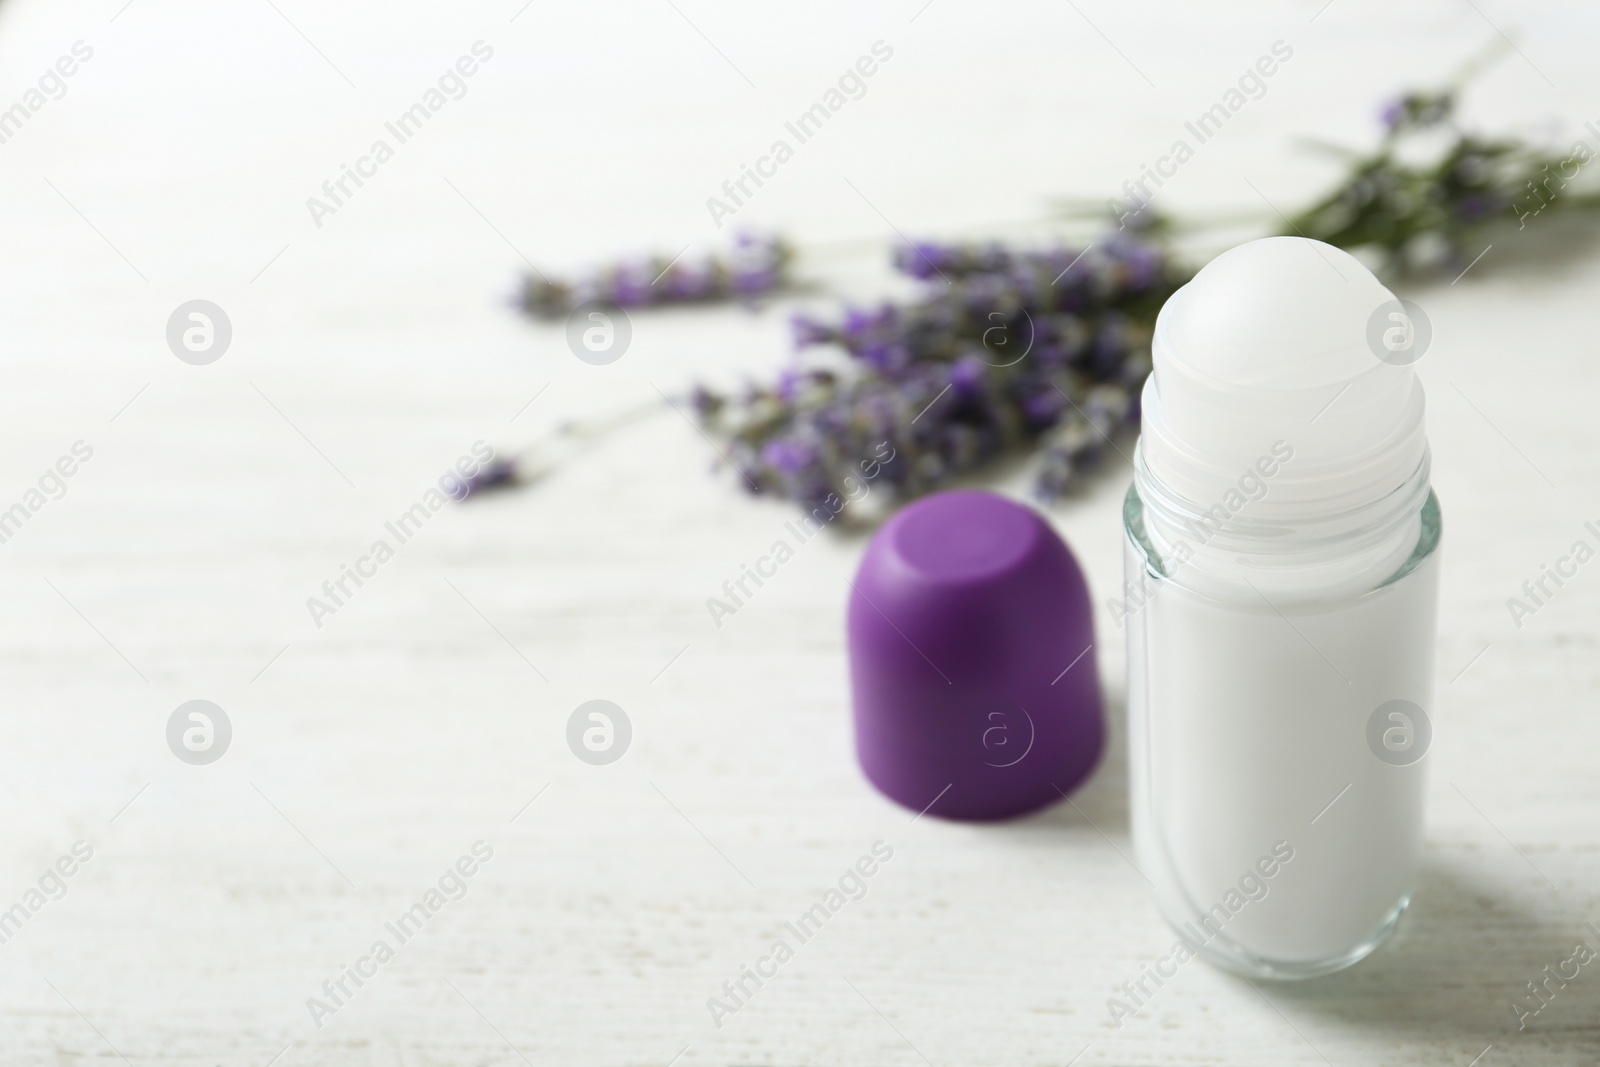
[1123, 237, 1441, 978]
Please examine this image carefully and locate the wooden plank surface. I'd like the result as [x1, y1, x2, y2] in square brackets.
[0, 0, 1596, 1063]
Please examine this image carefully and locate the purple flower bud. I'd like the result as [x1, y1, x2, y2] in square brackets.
[1022, 387, 1064, 426]
[949, 354, 987, 397]
[790, 313, 833, 348]
[609, 268, 653, 307]
[842, 305, 890, 338]
[893, 242, 946, 279]
[861, 341, 910, 373]
[459, 458, 521, 500]
[1121, 245, 1161, 289]
[761, 437, 818, 477]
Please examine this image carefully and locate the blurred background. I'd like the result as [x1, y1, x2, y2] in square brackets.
[0, 0, 1597, 1063]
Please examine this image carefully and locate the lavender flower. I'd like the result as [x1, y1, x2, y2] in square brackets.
[458, 457, 523, 498]
[697, 228, 1186, 509]
[519, 233, 792, 319]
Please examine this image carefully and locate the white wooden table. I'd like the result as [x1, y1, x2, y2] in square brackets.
[0, 0, 1596, 1063]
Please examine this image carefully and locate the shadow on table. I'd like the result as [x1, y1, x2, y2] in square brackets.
[993, 691, 1595, 1054]
[1238, 855, 1593, 1055]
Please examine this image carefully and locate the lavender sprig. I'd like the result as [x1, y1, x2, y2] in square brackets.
[519, 233, 793, 319]
[1284, 87, 1600, 275]
[696, 230, 1184, 512]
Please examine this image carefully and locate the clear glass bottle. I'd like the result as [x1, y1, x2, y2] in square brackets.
[1121, 237, 1442, 979]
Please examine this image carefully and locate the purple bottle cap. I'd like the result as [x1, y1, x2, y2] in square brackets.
[847, 489, 1103, 820]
